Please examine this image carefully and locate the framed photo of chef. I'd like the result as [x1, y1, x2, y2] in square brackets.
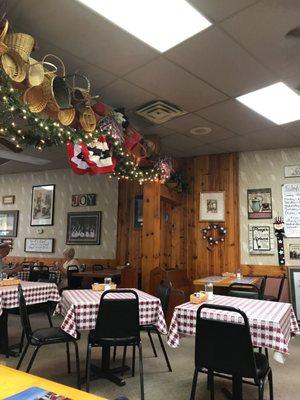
[66, 211, 101, 245]
[30, 184, 55, 226]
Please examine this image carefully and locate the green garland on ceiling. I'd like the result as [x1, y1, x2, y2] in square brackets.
[0, 70, 167, 183]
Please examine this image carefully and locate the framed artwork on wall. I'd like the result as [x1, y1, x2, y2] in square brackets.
[0, 210, 19, 237]
[199, 191, 225, 221]
[248, 224, 275, 255]
[134, 195, 143, 228]
[288, 266, 300, 323]
[30, 184, 55, 226]
[66, 211, 101, 245]
[284, 165, 300, 178]
[2, 195, 15, 205]
[24, 238, 54, 253]
[247, 188, 272, 219]
[284, 238, 300, 266]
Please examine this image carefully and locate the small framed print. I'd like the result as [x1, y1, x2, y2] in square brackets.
[24, 238, 54, 253]
[248, 224, 275, 255]
[200, 191, 225, 221]
[0, 210, 19, 237]
[2, 195, 15, 205]
[284, 165, 300, 178]
[288, 266, 300, 323]
[134, 195, 143, 228]
[31, 184, 55, 226]
[66, 211, 101, 245]
[247, 188, 272, 219]
[284, 239, 300, 266]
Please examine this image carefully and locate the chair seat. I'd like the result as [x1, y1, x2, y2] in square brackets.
[263, 294, 277, 302]
[228, 290, 259, 299]
[31, 327, 79, 345]
[140, 324, 156, 331]
[89, 332, 138, 347]
[254, 352, 269, 378]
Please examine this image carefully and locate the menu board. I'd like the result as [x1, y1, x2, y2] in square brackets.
[282, 184, 300, 237]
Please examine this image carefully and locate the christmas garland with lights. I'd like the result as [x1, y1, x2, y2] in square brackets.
[202, 224, 226, 246]
[0, 70, 168, 183]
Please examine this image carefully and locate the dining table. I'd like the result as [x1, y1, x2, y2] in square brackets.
[56, 288, 167, 386]
[72, 269, 121, 288]
[17, 269, 61, 284]
[193, 275, 261, 293]
[0, 281, 60, 357]
[167, 294, 300, 399]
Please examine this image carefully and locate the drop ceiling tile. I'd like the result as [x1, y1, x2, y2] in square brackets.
[282, 120, 300, 136]
[190, 143, 225, 156]
[166, 27, 275, 97]
[188, 0, 258, 22]
[9, 0, 158, 76]
[142, 126, 175, 138]
[160, 133, 212, 153]
[162, 113, 237, 142]
[197, 99, 275, 134]
[125, 58, 227, 112]
[221, 0, 300, 78]
[99, 80, 156, 111]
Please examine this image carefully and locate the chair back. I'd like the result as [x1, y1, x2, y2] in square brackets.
[195, 304, 259, 382]
[28, 266, 40, 282]
[228, 282, 261, 299]
[277, 275, 286, 301]
[48, 271, 57, 283]
[17, 284, 33, 341]
[156, 280, 171, 316]
[67, 265, 81, 289]
[259, 276, 267, 297]
[93, 265, 104, 272]
[92, 289, 140, 344]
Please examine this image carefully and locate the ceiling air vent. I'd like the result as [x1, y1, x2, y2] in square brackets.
[135, 100, 187, 124]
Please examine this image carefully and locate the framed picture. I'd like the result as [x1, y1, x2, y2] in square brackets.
[0, 238, 13, 247]
[134, 195, 143, 228]
[24, 238, 54, 253]
[200, 191, 225, 221]
[288, 266, 300, 323]
[0, 210, 19, 237]
[66, 211, 101, 245]
[2, 195, 15, 205]
[248, 224, 275, 255]
[31, 184, 55, 226]
[284, 165, 300, 178]
[247, 188, 272, 219]
[284, 238, 300, 266]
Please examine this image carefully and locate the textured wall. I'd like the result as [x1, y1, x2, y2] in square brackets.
[0, 168, 118, 259]
[239, 147, 300, 265]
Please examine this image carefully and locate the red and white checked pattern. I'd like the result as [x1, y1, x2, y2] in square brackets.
[56, 289, 168, 338]
[0, 281, 60, 315]
[17, 270, 61, 284]
[167, 295, 300, 354]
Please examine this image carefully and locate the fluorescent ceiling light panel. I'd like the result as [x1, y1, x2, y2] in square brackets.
[76, 0, 211, 52]
[236, 82, 300, 125]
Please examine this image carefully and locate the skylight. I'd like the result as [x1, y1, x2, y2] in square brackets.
[236, 82, 300, 125]
[76, 0, 211, 52]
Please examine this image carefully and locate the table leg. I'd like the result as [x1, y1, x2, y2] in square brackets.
[87, 346, 130, 387]
[0, 310, 20, 357]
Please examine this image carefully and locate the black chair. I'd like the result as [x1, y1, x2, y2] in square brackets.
[190, 303, 273, 400]
[92, 264, 104, 271]
[16, 285, 81, 388]
[263, 275, 285, 302]
[67, 265, 82, 289]
[85, 289, 144, 399]
[140, 280, 172, 371]
[228, 281, 263, 300]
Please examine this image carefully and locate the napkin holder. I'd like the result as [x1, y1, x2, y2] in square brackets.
[92, 283, 117, 291]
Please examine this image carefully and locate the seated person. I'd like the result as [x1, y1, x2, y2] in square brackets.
[57, 247, 80, 289]
[0, 243, 22, 276]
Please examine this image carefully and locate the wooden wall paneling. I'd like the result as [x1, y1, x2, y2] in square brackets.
[141, 182, 161, 292]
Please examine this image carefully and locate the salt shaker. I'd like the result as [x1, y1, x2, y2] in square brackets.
[205, 282, 214, 300]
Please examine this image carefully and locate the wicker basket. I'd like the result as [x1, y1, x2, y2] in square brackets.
[190, 292, 208, 304]
[23, 85, 48, 113]
[0, 279, 21, 287]
[92, 283, 117, 292]
[0, 19, 9, 42]
[58, 107, 76, 126]
[79, 106, 96, 132]
[1, 50, 26, 82]
[4, 33, 34, 61]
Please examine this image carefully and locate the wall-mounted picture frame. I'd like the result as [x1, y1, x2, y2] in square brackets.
[31, 184, 55, 226]
[247, 188, 272, 219]
[2, 195, 15, 205]
[284, 165, 300, 178]
[288, 266, 300, 323]
[284, 238, 300, 266]
[0, 210, 19, 237]
[199, 191, 225, 221]
[24, 238, 54, 253]
[0, 238, 14, 247]
[248, 224, 275, 255]
[134, 195, 143, 228]
[66, 211, 101, 245]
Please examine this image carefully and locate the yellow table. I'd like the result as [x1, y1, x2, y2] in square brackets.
[0, 365, 106, 399]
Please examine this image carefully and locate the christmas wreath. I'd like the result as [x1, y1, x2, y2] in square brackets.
[202, 224, 226, 246]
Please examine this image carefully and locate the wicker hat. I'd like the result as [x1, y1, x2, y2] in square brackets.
[4, 33, 34, 61]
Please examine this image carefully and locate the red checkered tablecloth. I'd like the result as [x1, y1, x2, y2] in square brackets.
[56, 289, 168, 338]
[167, 295, 299, 354]
[0, 281, 60, 315]
[17, 270, 61, 284]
